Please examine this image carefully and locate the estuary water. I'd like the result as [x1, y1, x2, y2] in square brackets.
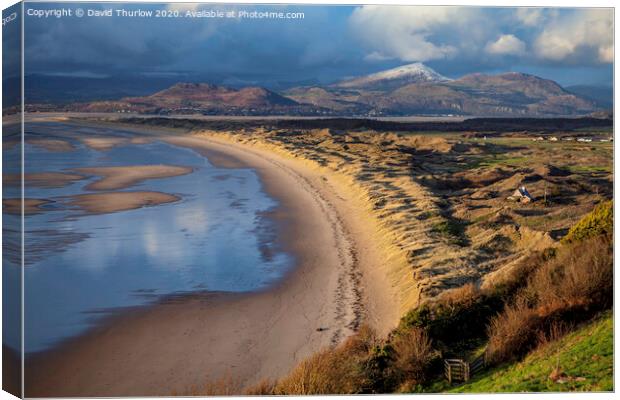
[2, 123, 293, 353]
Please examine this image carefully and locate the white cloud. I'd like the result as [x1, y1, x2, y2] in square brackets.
[349, 6, 470, 62]
[485, 34, 526, 56]
[515, 8, 545, 26]
[348, 7, 613, 67]
[166, 3, 201, 12]
[534, 9, 613, 63]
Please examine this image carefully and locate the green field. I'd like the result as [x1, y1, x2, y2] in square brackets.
[447, 311, 613, 393]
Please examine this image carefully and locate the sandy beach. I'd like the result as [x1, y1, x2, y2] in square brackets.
[25, 125, 400, 397]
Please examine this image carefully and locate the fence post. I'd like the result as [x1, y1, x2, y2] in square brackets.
[464, 361, 470, 382]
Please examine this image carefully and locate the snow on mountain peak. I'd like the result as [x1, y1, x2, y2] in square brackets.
[336, 63, 451, 89]
[371, 63, 449, 81]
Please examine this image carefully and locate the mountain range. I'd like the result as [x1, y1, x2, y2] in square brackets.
[285, 64, 599, 117]
[23, 63, 609, 117]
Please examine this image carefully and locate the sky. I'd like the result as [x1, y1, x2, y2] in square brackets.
[20, 3, 614, 87]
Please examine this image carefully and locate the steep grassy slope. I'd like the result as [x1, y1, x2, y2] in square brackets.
[448, 311, 612, 393]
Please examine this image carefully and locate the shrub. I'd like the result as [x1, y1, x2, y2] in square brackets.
[399, 287, 502, 345]
[391, 327, 437, 383]
[529, 236, 612, 311]
[485, 301, 542, 364]
[486, 234, 612, 365]
[175, 373, 239, 396]
[563, 200, 612, 243]
[274, 349, 343, 394]
[488, 247, 556, 298]
[356, 344, 397, 394]
[244, 379, 276, 395]
[274, 325, 378, 394]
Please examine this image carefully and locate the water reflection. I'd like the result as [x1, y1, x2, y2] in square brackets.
[5, 123, 292, 353]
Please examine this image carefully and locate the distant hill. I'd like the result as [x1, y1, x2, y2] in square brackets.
[20, 64, 605, 118]
[137, 83, 298, 108]
[565, 84, 613, 109]
[381, 72, 596, 116]
[288, 66, 599, 117]
[69, 82, 324, 116]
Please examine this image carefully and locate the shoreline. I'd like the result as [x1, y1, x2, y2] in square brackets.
[24, 120, 400, 396]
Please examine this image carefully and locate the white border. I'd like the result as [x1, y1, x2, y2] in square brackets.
[0, 1, 617, 400]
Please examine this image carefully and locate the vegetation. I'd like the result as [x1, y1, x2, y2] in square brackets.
[431, 218, 469, 246]
[254, 202, 613, 395]
[450, 312, 612, 393]
[268, 325, 388, 394]
[486, 235, 612, 364]
[391, 327, 439, 386]
[198, 122, 612, 395]
[467, 155, 530, 169]
[562, 200, 612, 243]
[567, 165, 612, 174]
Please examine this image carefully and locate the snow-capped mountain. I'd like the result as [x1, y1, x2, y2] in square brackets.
[287, 70, 597, 117]
[334, 62, 451, 90]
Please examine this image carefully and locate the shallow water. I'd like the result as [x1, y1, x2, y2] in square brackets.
[2, 123, 293, 353]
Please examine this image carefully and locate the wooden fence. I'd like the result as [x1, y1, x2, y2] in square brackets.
[444, 355, 485, 383]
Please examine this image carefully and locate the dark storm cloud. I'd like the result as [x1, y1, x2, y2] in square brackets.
[23, 3, 366, 84]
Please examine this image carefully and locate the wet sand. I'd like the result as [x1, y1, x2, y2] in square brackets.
[26, 138, 75, 152]
[25, 125, 400, 397]
[3, 191, 181, 216]
[73, 165, 193, 191]
[66, 191, 181, 214]
[4, 172, 85, 188]
[79, 136, 128, 151]
[3, 198, 50, 215]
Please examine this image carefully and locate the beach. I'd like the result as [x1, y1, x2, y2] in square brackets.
[25, 123, 400, 396]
